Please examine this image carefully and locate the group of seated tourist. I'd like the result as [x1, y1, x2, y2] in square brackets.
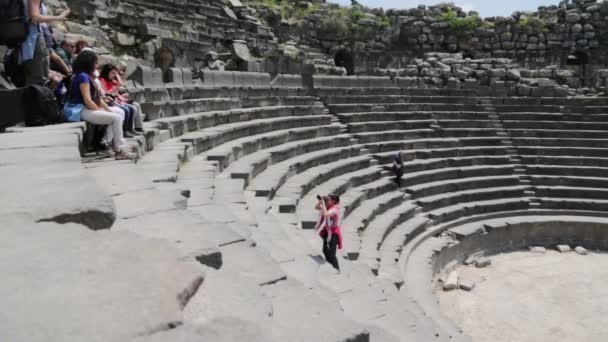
[66, 50, 142, 159]
[9, 0, 143, 159]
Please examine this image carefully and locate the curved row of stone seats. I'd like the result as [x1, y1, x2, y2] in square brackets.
[503, 119, 608, 131]
[224, 131, 351, 184]
[323, 94, 608, 106]
[289, 136, 515, 223]
[346, 167, 519, 258]
[337, 111, 493, 123]
[250, 145, 366, 198]
[313, 75, 395, 88]
[273, 155, 374, 208]
[357, 200, 421, 272]
[347, 119, 496, 133]
[141, 97, 242, 120]
[323, 95, 483, 105]
[315, 87, 475, 97]
[510, 129, 608, 139]
[517, 145, 608, 158]
[328, 102, 608, 115]
[180, 114, 333, 157]
[150, 104, 323, 138]
[140, 91, 319, 121]
[203, 124, 345, 172]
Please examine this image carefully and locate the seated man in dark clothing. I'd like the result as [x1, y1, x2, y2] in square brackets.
[392, 152, 404, 187]
[52, 39, 75, 73]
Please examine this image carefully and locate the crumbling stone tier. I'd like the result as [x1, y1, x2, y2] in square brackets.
[3, 68, 608, 341]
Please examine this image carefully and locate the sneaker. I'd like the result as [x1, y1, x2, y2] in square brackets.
[130, 130, 144, 136]
[124, 131, 135, 138]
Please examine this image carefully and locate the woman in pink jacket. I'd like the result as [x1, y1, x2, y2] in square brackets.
[315, 194, 343, 271]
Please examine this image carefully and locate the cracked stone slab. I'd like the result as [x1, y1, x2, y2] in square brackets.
[184, 268, 273, 326]
[0, 222, 204, 342]
[220, 242, 287, 286]
[0, 131, 79, 149]
[85, 162, 157, 196]
[189, 204, 242, 223]
[131, 318, 275, 342]
[0, 145, 81, 165]
[0, 162, 116, 230]
[112, 210, 246, 258]
[112, 188, 188, 219]
[261, 279, 370, 342]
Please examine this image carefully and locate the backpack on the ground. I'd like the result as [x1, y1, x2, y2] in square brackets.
[0, 0, 29, 47]
[23, 84, 64, 126]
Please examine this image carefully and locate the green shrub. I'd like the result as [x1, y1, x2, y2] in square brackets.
[440, 9, 481, 37]
[319, 12, 350, 38]
[516, 15, 552, 33]
[291, 3, 321, 20]
[375, 14, 391, 29]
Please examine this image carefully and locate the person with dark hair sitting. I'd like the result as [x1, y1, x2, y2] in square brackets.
[315, 194, 343, 271]
[51, 39, 74, 75]
[66, 50, 135, 159]
[98, 63, 141, 136]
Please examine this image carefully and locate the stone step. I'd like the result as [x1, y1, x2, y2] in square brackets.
[274, 155, 373, 207]
[181, 115, 333, 156]
[337, 110, 493, 123]
[153, 105, 322, 138]
[416, 185, 530, 212]
[203, 124, 345, 171]
[250, 145, 364, 198]
[358, 201, 420, 270]
[426, 198, 532, 224]
[226, 132, 352, 185]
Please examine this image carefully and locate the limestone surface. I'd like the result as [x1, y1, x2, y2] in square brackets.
[0, 222, 204, 342]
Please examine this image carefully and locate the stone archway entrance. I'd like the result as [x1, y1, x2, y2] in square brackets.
[334, 49, 354, 75]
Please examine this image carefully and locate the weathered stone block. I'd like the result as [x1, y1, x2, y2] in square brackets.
[529, 246, 546, 253]
[475, 258, 491, 268]
[443, 271, 459, 291]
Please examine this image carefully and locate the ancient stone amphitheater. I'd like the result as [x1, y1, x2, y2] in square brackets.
[4, 65, 608, 341]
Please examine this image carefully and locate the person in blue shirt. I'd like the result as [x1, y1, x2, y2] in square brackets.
[67, 50, 135, 159]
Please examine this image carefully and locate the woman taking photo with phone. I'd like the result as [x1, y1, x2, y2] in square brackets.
[314, 194, 343, 271]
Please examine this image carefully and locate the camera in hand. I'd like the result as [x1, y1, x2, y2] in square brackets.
[316, 195, 322, 200]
